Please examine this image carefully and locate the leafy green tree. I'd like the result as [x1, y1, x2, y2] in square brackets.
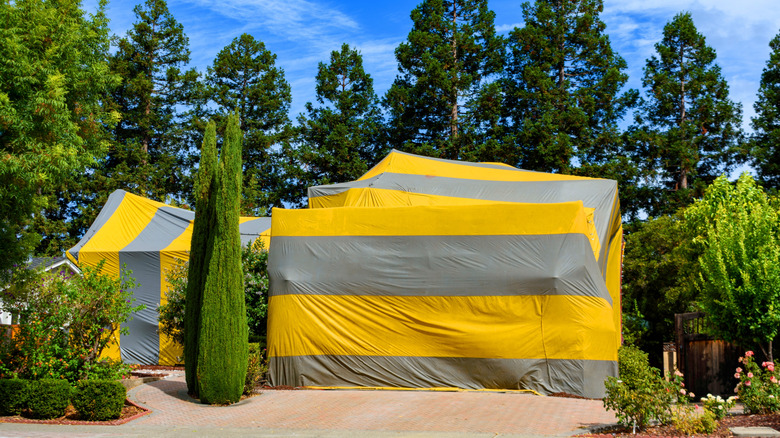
[288, 43, 386, 205]
[384, 0, 503, 159]
[688, 174, 780, 360]
[184, 121, 217, 397]
[0, 0, 120, 275]
[500, 0, 635, 174]
[632, 12, 743, 216]
[621, 215, 701, 365]
[197, 113, 247, 404]
[206, 33, 293, 214]
[751, 29, 780, 189]
[103, 0, 200, 203]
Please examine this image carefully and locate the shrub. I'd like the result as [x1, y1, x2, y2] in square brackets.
[0, 378, 29, 415]
[701, 393, 737, 420]
[72, 380, 126, 420]
[735, 351, 780, 414]
[244, 343, 268, 395]
[672, 405, 718, 435]
[603, 346, 691, 430]
[27, 379, 71, 419]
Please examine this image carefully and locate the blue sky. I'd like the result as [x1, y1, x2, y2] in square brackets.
[90, 0, 780, 133]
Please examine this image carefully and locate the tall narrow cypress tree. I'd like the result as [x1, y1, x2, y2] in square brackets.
[184, 121, 217, 397]
[197, 112, 247, 404]
[751, 29, 780, 188]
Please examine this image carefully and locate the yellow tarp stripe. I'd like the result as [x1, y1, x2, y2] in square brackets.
[268, 294, 617, 362]
[359, 150, 594, 183]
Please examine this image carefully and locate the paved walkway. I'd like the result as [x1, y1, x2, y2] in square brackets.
[0, 375, 617, 437]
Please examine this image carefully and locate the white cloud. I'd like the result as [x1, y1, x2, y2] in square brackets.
[495, 22, 522, 33]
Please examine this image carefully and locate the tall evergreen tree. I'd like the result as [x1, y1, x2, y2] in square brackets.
[501, 0, 635, 176]
[632, 12, 742, 215]
[197, 113, 247, 405]
[751, 29, 780, 189]
[103, 0, 200, 202]
[206, 33, 293, 215]
[289, 43, 385, 205]
[384, 0, 503, 159]
[184, 121, 217, 398]
[0, 0, 119, 274]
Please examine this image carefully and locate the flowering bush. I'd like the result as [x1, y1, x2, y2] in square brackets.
[735, 351, 780, 414]
[603, 346, 694, 430]
[0, 261, 142, 382]
[700, 393, 737, 420]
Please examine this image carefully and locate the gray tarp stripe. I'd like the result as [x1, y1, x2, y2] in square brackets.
[67, 190, 127, 262]
[268, 355, 616, 399]
[269, 234, 611, 305]
[239, 217, 272, 246]
[307, 172, 618, 272]
[118, 205, 195, 365]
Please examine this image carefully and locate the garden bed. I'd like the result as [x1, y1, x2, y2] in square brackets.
[583, 412, 780, 437]
[0, 398, 150, 426]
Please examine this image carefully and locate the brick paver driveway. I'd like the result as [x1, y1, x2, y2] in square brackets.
[0, 375, 617, 437]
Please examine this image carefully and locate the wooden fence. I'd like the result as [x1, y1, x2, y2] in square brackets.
[675, 312, 742, 397]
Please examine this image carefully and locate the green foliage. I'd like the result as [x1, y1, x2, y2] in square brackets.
[700, 393, 737, 420]
[689, 174, 780, 358]
[159, 259, 187, 346]
[206, 33, 293, 214]
[0, 379, 29, 416]
[671, 405, 718, 435]
[385, 0, 503, 159]
[631, 12, 743, 216]
[161, 240, 269, 346]
[27, 379, 71, 419]
[751, 30, 780, 189]
[197, 112, 248, 404]
[621, 215, 702, 362]
[0, 0, 120, 274]
[185, 120, 217, 398]
[0, 262, 142, 382]
[244, 343, 267, 396]
[72, 379, 126, 421]
[290, 43, 386, 205]
[734, 351, 780, 414]
[501, 0, 636, 178]
[102, 0, 200, 203]
[603, 346, 689, 430]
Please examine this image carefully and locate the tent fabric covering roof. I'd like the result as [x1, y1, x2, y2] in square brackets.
[67, 189, 270, 365]
[269, 150, 623, 398]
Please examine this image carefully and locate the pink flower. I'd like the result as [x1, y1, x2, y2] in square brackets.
[746, 351, 754, 357]
[689, 392, 695, 398]
[674, 370, 683, 377]
[680, 389, 687, 395]
[737, 367, 743, 373]
[772, 376, 778, 384]
[739, 357, 744, 363]
[735, 373, 742, 378]
[748, 372, 754, 378]
[746, 381, 752, 386]
[769, 364, 776, 372]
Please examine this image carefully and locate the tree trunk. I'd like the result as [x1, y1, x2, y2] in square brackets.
[449, 1, 459, 143]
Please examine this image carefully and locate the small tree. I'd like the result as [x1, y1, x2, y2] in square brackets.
[197, 112, 248, 404]
[184, 121, 218, 397]
[689, 174, 780, 360]
[0, 261, 142, 381]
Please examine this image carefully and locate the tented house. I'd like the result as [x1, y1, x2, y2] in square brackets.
[267, 150, 622, 398]
[67, 189, 271, 365]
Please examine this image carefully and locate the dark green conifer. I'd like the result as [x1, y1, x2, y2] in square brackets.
[196, 113, 247, 404]
[751, 29, 780, 188]
[184, 121, 217, 397]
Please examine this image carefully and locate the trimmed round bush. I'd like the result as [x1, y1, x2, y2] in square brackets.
[0, 378, 29, 415]
[72, 379, 126, 421]
[27, 379, 71, 419]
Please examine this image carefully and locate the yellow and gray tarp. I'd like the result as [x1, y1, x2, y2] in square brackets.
[67, 189, 271, 365]
[268, 150, 622, 398]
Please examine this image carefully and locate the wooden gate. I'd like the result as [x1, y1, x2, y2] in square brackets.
[675, 312, 743, 397]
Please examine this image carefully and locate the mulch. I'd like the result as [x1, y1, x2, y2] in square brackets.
[581, 412, 780, 437]
[0, 399, 150, 426]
